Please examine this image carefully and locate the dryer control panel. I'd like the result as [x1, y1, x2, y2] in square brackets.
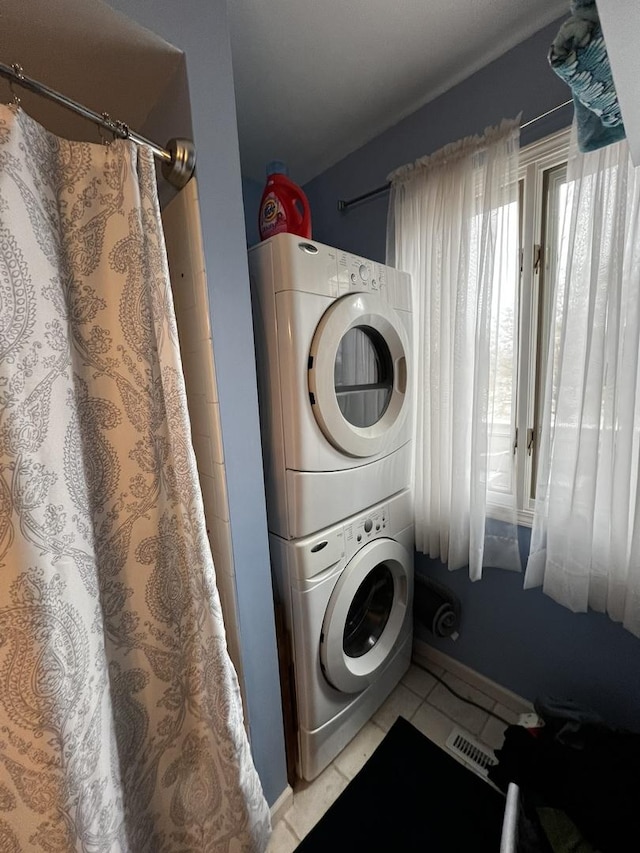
[337, 250, 381, 296]
[335, 247, 410, 311]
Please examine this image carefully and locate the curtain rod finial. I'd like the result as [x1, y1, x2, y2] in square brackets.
[162, 138, 196, 189]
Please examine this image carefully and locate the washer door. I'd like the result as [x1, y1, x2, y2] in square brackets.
[308, 293, 409, 458]
[320, 538, 411, 694]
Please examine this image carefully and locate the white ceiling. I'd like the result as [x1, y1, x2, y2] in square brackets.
[228, 0, 568, 185]
[2, 1, 569, 189]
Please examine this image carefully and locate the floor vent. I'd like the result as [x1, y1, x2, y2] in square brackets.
[445, 728, 497, 777]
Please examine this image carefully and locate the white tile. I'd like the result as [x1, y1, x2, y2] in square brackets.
[181, 353, 203, 399]
[201, 341, 218, 403]
[270, 787, 295, 825]
[211, 516, 233, 567]
[414, 641, 533, 715]
[426, 677, 491, 736]
[199, 466, 230, 522]
[179, 303, 210, 350]
[190, 430, 215, 478]
[333, 721, 386, 780]
[488, 689, 534, 717]
[165, 254, 197, 314]
[372, 683, 422, 731]
[198, 472, 216, 520]
[285, 766, 348, 841]
[480, 703, 518, 752]
[216, 572, 238, 626]
[211, 463, 230, 520]
[180, 341, 216, 402]
[211, 542, 234, 578]
[225, 632, 244, 692]
[208, 403, 225, 463]
[410, 702, 456, 750]
[441, 672, 495, 710]
[266, 820, 298, 853]
[402, 663, 439, 698]
[185, 390, 209, 433]
[194, 271, 213, 337]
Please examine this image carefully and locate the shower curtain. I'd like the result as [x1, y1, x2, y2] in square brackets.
[0, 104, 270, 852]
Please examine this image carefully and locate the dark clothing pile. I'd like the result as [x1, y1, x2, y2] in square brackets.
[488, 698, 640, 853]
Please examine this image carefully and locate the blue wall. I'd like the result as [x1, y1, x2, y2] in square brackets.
[304, 20, 572, 260]
[107, 0, 288, 805]
[302, 18, 640, 732]
[242, 175, 263, 247]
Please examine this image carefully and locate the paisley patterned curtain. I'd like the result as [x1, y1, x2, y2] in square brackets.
[0, 105, 271, 852]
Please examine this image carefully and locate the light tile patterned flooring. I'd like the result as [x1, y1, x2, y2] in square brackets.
[267, 658, 532, 852]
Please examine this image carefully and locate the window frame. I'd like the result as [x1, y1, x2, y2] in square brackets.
[488, 127, 571, 526]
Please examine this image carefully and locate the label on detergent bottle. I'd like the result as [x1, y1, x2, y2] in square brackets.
[260, 191, 287, 239]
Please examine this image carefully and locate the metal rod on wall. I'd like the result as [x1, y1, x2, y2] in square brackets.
[0, 61, 196, 189]
[337, 98, 573, 212]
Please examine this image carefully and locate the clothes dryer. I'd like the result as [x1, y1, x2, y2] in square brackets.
[269, 489, 414, 781]
[249, 233, 413, 539]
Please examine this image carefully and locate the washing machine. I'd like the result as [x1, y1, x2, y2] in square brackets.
[249, 233, 413, 539]
[269, 488, 414, 781]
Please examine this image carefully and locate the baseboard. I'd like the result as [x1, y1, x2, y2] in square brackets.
[412, 639, 533, 715]
[270, 784, 294, 825]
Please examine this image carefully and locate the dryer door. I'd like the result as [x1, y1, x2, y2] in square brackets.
[308, 293, 409, 458]
[320, 538, 411, 694]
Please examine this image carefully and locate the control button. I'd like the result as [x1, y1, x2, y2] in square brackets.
[371, 278, 378, 289]
[298, 242, 318, 254]
[376, 524, 380, 531]
[350, 273, 357, 283]
[364, 519, 373, 533]
[357, 535, 362, 542]
[359, 264, 369, 281]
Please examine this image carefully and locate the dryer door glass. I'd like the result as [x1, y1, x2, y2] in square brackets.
[308, 292, 410, 458]
[343, 562, 394, 657]
[334, 326, 393, 427]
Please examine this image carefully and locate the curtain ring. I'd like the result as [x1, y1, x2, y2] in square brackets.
[8, 63, 23, 106]
[99, 113, 114, 147]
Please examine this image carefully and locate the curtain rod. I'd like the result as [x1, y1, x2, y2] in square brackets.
[337, 98, 573, 211]
[0, 62, 196, 189]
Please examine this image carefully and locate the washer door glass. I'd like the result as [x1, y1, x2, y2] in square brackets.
[343, 563, 394, 657]
[334, 326, 393, 428]
[308, 293, 410, 458]
[320, 538, 411, 694]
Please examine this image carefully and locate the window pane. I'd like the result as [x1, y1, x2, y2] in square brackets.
[531, 163, 569, 498]
[487, 198, 520, 496]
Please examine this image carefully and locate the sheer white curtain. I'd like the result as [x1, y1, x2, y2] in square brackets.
[526, 129, 640, 638]
[387, 119, 521, 580]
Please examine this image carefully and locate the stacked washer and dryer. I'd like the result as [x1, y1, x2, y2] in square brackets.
[249, 233, 414, 781]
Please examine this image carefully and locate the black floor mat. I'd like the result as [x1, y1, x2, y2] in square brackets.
[295, 716, 505, 852]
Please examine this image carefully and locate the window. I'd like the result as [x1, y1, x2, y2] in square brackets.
[507, 128, 571, 523]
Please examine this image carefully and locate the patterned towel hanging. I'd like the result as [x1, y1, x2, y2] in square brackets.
[549, 0, 626, 152]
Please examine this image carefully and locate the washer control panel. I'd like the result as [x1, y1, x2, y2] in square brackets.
[343, 502, 389, 559]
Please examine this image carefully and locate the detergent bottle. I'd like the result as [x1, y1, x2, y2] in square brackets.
[259, 160, 312, 241]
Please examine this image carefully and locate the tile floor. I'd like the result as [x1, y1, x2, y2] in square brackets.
[266, 658, 532, 852]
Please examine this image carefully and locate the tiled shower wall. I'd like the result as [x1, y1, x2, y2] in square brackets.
[161, 179, 247, 709]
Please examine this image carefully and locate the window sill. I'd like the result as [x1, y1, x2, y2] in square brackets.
[516, 508, 534, 529]
[486, 502, 534, 529]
